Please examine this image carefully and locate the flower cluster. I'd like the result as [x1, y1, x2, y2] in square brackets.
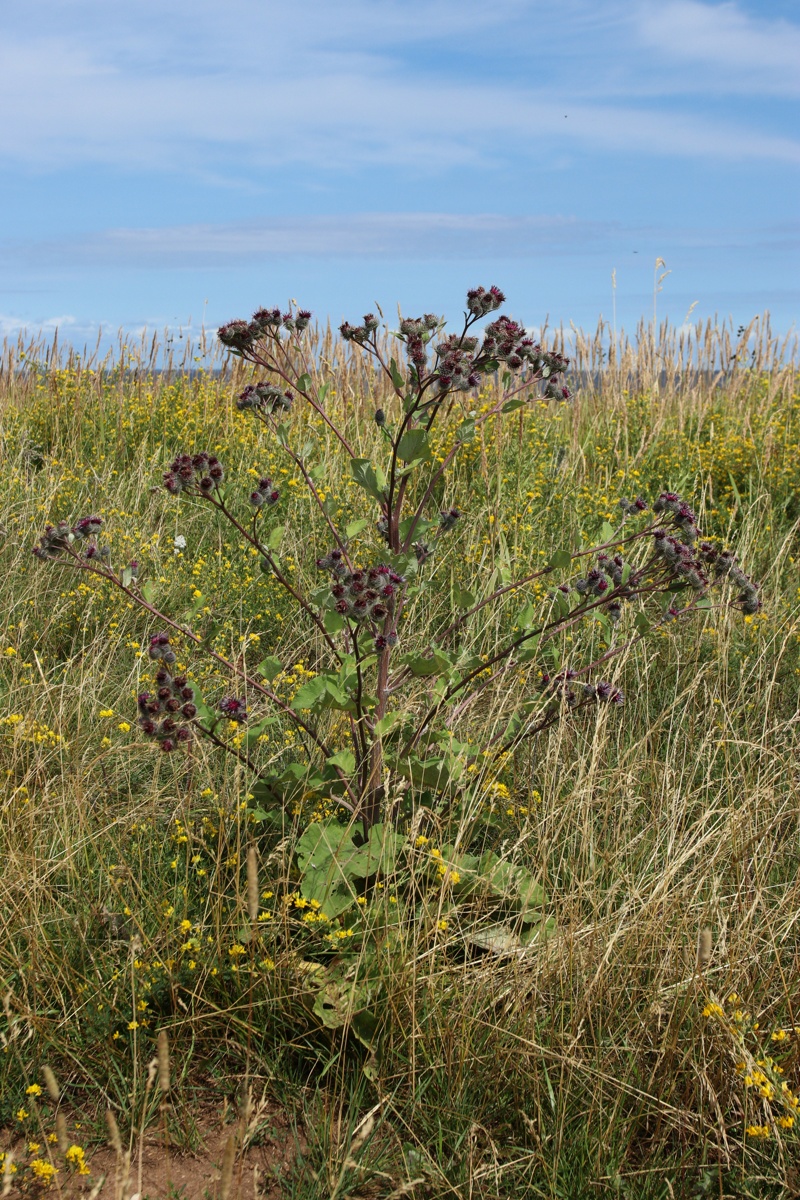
[338, 313, 380, 345]
[618, 496, 648, 515]
[248, 476, 280, 508]
[316, 551, 403, 628]
[434, 334, 482, 392]
[465, 284, 506, 316]
[218, 306, 312, 354]
[32, 515, 106, 561]
[163, 452, 224, 496]
[138, 637, 196, 752]
[236, 382, 294, 414]
[653, 491, 700, 542]
[542, 669, 624, 708]
[699, 544, 761, 615]
[439, 508, 462, 532]
[397, 314, 440, 373]
[652, 532, 708, 590]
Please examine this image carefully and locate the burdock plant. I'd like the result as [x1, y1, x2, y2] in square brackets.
[34, 287, 759, 838]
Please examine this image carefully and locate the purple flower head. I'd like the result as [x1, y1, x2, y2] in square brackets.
[219, 696, 248, 722]
[218, 320, 255, 353]
[250, 307, 283, 333]
[72, 515, 103, 539]
[374, 632, 398, 652]
[439, 508, 462, 532]
[466, 285, 506, 317]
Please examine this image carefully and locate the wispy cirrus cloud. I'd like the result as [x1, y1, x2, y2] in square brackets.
[2, 212, 796, 271]
[636, 1, 800, 96]
[0, 1, 798, 174]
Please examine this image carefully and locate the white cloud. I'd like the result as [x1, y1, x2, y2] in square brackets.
[637, 1, 800, 95]
[0, 213, 616, 268]
[0, 2, 797, 173]
[0, 313, 77, 338]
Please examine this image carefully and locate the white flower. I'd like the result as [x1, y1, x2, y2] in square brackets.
[173, 535, 187, 553]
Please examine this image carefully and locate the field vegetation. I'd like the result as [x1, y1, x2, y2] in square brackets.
[0, 307, 798, 1198]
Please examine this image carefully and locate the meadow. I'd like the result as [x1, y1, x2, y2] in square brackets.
[0, 309, 799, 1199]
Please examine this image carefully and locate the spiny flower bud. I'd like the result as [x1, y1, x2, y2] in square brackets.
[374, 632, 398, 651]
[250, 307, 283, 332]
[237, 382, 293, 414]
[466, 285, 506, 316]
[219, 696, 248, 721]
[218, 320, 255, 354]
[72, 515, 103, 539]
[374, 409, 385, 427]
[339, 320, 369, 344]
[439, 508, 461, 532]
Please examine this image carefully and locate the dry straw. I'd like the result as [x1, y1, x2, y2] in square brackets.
[219, 1133, 236, 1200]
[696, 927, 713, 972]
[246, 846, 259, 923]
[56, 1111, 69, 1154]
[157, 1029, 170, 1094]
[105, 1109, 123, 1156]
[41, 1064, 60, 1102]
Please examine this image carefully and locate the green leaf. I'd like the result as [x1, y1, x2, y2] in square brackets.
[452, 585, 476, 610]
[141, 581, 156, 603]
[634, 612, 651, 634]
[403, 652, 450, 677]
[291, 676, 329, 711]
[552, 590, 571, 620]
[621, 562, 632, 586]
[242, 714, 279, 747]
[599, 521, 616, 544]
[347, 823, 407, 878]
[548, 549, 572, 570]
[326, 749, 355, 773]
[389, 357, 406, 391]
[120, 566, 133, 588]
[296, 372, 311, 392]
[323, 610, 347, 634]
[502, 397, 526, 413]
[350, 458, 386, 503]
[457, 419, 476, 443]
[694, 597, 712, 610]
[267, 525, 284, 551]
[374, 710, 401, 738]
[323, 678, 351, 708]
[296, 820, 355, 872]
[516, 602, 537, 630]
[345, 518, 370, 538]
[399, 516, 434, 543]
[256, 655, 282, 683]
[397, 428, 431, 464]
[317, 382, 330, 403]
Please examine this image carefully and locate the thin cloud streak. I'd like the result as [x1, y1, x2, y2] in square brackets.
[2, 213, 797, 270]
[1, 3, 799, 172]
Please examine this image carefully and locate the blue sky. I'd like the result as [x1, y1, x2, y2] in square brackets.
[1, 0, 798, 350]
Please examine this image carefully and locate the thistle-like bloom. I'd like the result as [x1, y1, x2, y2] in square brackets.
[465, 285, 506, 317]
[219, 696, 248, 721]
[237, 382, 293, 414]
